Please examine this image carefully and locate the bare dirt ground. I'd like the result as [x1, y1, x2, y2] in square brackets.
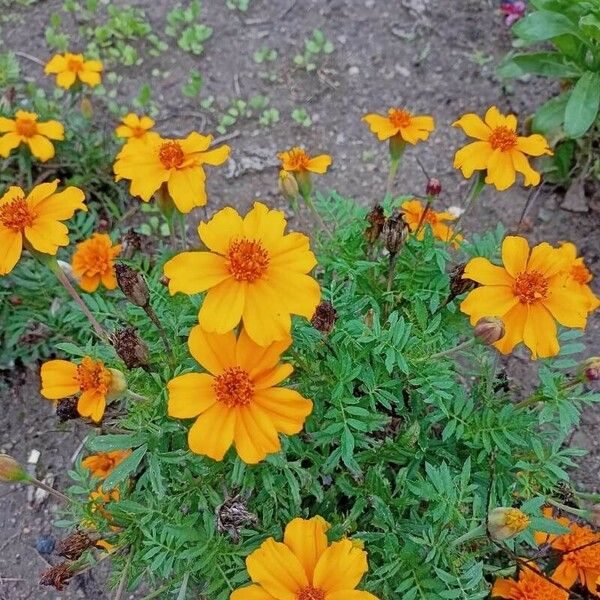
[1, 0, 599, 598]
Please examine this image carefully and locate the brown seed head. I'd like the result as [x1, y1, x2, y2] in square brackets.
[311, 301, 337, 335]
[56, 398, 80, 423]
[39, 562, 72, 591]
[56, 531, 97, 560]
[448, 263, 477, 300]
[115, 263, 150, 308]
[364, 205, 385, 245]
[215, 493, 258, 543]
[121, 229, 143, 259]
[111, 326, 150, 369]
[383, 208, 409, 255]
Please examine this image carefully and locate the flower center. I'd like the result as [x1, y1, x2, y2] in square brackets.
[68, 58, 83, 72]
[213, 367, 254, 407]
[159, 141, 185, 169]
[0, 197, 35, 231]
[227, 238, 269, 282]
[297, 587, 325, 600]
[286, 148, 311, 171]
[489, 126, 517, 151]
[388, 108, 412, 128]
[513, 271, 549, 304]
[15, 118, 38, 138]
[423, 211, 438, 225]
[572, 263, 592, 285]
[505, 509, 529, 534]
[132, 126, 146, 138]
[77, 358, 111, 395]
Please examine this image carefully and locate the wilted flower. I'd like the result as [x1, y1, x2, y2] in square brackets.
[383, 207, 409, 255]
[115, 263, 150, 309]
[115, 113, 154, 140]
[71, 233, 121, 293]
[111, 326, 150, 370]
[474, 317, 505, 345]
[215, 493, 258, 543]
[0, 110, 64, 161]
[44, 52, 103, 89]
[311, 300, 338, 335]
[56, 398, 79, 422]
[487, 507, 529, 540]
[364, 204, 385, 245]
[448, 263, 477, 301]
[39, 562, 73, 591]
[120, 229, 143, 259]
[56, 531, 97, 560]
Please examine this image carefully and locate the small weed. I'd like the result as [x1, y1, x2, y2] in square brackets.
[292, 107, 312, 127]
[166, 1, 213, 56]
[294, 28, 334, 72]
[182, 70, 204, 99]
[226, 0, 252, 10]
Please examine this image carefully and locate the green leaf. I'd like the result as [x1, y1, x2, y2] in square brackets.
[54, 342, 86, 357]
[87, 433, 147, 452]
[512, 52, 581, 77]
[532, 92, 570, 134]
[512, 10, 581, 42]
[579, 14, 600, 42]
[564, 72, 600, 138]
[103, 445, 147, 490]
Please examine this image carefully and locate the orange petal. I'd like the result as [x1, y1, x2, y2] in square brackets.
[167, 372, 217, 418]
[164, 252, 229, 295]
[283, 516, 330, 581]
[313, 539, 368, 592]
[187, 325, 237, 375]
[502, 236, 529, 278]
[253, 388, 313, 435]
[40, 360, 79, 399]
[187, 402, 236, 460]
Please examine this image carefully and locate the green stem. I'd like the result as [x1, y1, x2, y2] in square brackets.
[178, 211, 188, 251]
[385, 157, 400, 201]
[419, 338, 476, 362]
[305, 194, 333, 239]
[144, 304, 174, 362]
[547, 498, 587, 517]
[450, 523, 487, 548]
[514, 378, 582, 410]
[451, 171, 486, 239]
[29, 476, 72, 504]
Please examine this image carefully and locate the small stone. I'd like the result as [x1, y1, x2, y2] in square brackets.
[348, 65, 359, 76]
[36, 535, 56, 554]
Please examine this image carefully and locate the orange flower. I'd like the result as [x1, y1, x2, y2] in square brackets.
[278, 147, 332, 174]
[113, 132, 230, 213]
[492, 564, 568, 600]
[0, 180, 86, 276]
[71, 233, 121, 292]
[559, 242, 600, 314]
[453, 106, 552, 191]
[231, 516, 379, 600]
[164, 202, 320, 346]
[535, 508, 600, 595]
[460, 236, 591, 359]
[362, 108, 435, 144]
[40, 357, 126, 422]
[115, 113, 154, 140]
[44, 53, 103, 89]
[0, 110, 64, 162]
[167, 326, 312, 463]
[401, 199, 463, 247]
[82, 450, 131, 479]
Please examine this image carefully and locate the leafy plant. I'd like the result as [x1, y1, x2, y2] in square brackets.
[166, 1, 213, 56]
[226, 0, 252, 10]
[294, 28, 334, 72]
[181, 69, 203, 98]
[292, 107, 312, 127]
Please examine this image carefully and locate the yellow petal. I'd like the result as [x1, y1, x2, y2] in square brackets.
[233, 403, 280, 464]
[544, 284, 588, 328]
[484, 106, 505, 129]
[246, 538, 308, 600]
[78, 390, 106, 422]
[502, 236, 530, 277]
[253, 388, 313, 435]
[313, 539, 368, 592]
[511, 150, 540, 187]
[362, 114, 398, 141]
[327, 592, 380, 600]
[199, 279, 247, 334]
[270, 232, 316, 272]
[460, 285, 518, 325]
[44, 54, 67, 74]
[187, 402, 236, 460]
[463, 257, 513, 286]
[199, 144, 230, 166]
[399, 123, 430, 144]
[485, 149, 516, 191]
[268, 268, 321, 318]
[187, 325, 237, 375]
[167, 166, 207, 213]
[236, 328, 292, 379]
[306, 154, 332, 174]
[31, 186, 86, 219]
[0, 132, 22, 157]
[40, 360, 79, 399]
[527, 243, 567, 277]
[516, 134, 552, 157]
[83, 59, 103, 72]
[453, 141, 493, 178]
[494, 302, 529, 355]
[283, 517, 329, 581]
[25, 179, 59, 207]
[0, 227, 23, 275]
[180, 131, 212, 154]
[230, 585, 278, 600]
[523, 304, 560, 359]
[198, 206, 244, 254]
[410, 115, 435, 132]
[253, 364, 294, 389]
[24, 218, 69, 254]
[77, 69, 101, 87]
[452, 113, 491, 140]
[26, 135, 55, 162]
[56, 70, 77, 89]
[0, 117, 16, 133]
[167, 372, 217, 418]
[36, 120, 64, 140]
[242, 202, 286, 250]
[164, 252, 229, 295]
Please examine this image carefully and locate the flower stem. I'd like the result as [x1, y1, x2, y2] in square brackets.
[452, 171, 486, 234]
[450, 523, 487, 548]
[514, 378, 582, 410]
[547, 498, 587, 516]
[385, 157, 400, 201]
[178, 211, 188, 251]
[305, 194, 333, 239]
[421, 338, 476, 361]
[144, 304, 174, 362]
[29, 476, 72, 504]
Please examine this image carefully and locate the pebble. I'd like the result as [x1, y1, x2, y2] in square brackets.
[348, 66, 360, 76]
[36, 535, 55, 554]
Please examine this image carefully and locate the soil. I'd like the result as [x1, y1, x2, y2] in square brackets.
[1, 0, 599, 598]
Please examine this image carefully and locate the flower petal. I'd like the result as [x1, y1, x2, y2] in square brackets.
[198, 206, 244, 254]
[544, 284, 588, 328]
[0, 227, 23, 275]
[231, 585, 278, 600]
[83, 59, 103, 72]
[511, 150, 541, 187]
[460, 285, 518, 325]
[199, 144, 230, 166]
[56, 70, 77, 89]
[24, 218, 69, 254]
[78, 390, 106, 422]
[234, 403, 281, 464]
[484, 106, 506, 129]
[269, 232, 317, 272]
[0, 117, 16, 133]
[502, 236, 530, 278]
[254, 364, 294, 389]
[242, 202, 287, 251]
[252, 388, 313, 436]
[485, 149, 516, 191]
[199, 279, 247, 334]
[494, 302, 529, 355]
[453, 141, 493, 178]
[491, 578, 519, 599]
[313, 539, 368, 592]
[516, 134, 551, 157]
[44, 54, 67, 74]
[164, 252, 229, 295]
[167, 166, 207, 213]
[187, 402, 236, 460]
[77, 69, 101, 87]
[40, 360, 79, 399]
[283, 516, 330, 581]
[527, 243, 567, 278]
[452, 113, 491, 140]
[31, 185, 86, 219]
[36, 120, 64, 140]
[523, 304, 559, 359]
[464, 257, 514, 287]
[362, 114, 398, 141]
[306, 154, 332, 174]
[235, 328, 292, 378]
[327, 592, 380, 600]
[167, 372, 217, 418]
[180, 131, 212, 154]
[268, 268, 321, 319]
[187, 325, 237, 374]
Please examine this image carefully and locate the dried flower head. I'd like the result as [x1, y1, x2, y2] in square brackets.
[383, 208, 409, 255]
[115, 263, 150, 309]
[111, 326, 150, 370]
[55, 398, 79, 423]
[311, 301, 338, 335]
[216, 492, 258, 543]
[448, 263, 477, 300]
[39, 562, 72, 591]
[56, 531, 96, 560]
[365, 204, 385, 245]
[121, 229, 143, 259]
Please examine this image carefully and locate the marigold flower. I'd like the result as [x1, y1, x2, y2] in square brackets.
[71, 233, 121, 293]
[164, 202, 321, 346]
[113, 131, 230, 213]
[0, 180, 86, 275]
[82, 450, 132, 479]
[535, 508, 600, 595]
[401, 199, 463, 247]
[362, 107, 435, 145]
[0, 110, 64, 162]
[44, 52, 103, 89]
[40, 357, 126, 422]
[167, 326, 313, 463]
[492, 564, 568, 600]
[115, 113, 154, 140]
[231, 516, 379, 600]
[559, 242, 600, 314]
[278, 147, 332, 174]
[460, 236, 591, 359]
[453, 106, 552, 191]
[488, 507, 530, 540]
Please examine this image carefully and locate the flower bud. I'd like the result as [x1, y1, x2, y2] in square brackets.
[115, 263, 150, 308]
[56, 531, 97, 560]
[383, 208, 409, 255]
[474, 317, 505, 345]
[56, 398, 80, 423]
[121, 229, 143, 259]
[80, 96, 93, 119]
[278, 169, 299, 202]
[583, 357, 600, 382]
[39, 562, 72, 591]
[364, 205, 385, 245]
[426, 178, 442, 197]
[159, 275, 170, 287]
[111, 326, 150, 370]
[107, 369, 127, 399]
[488, 507, 529, 540]
[0, 454, 29, 482]
[311, 301, 337, 335]
[448, 263, 477, 300]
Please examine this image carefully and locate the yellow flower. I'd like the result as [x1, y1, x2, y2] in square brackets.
[559, 242, 600, 314]
[113, 132, 230, 213]
[231, 516, 379, 600]
[278, 147, 332, 174]
[453, 106, 552, 191]
[0, 110, 64, 162]
[164, 202, 321, 346]
[492, 563, 568, 600]
[71, 233, 121, 293]
[40, 357, 126, 422]
[400, 199, 463, 247]
[460, 236, 591, 359]
[115, 113, 154, 140]
[82, 450, 131, 479]
[0, 180, 86, 276]
[487, 507, 530, 540]
[168, 326, 312, 463]
[44, 53, 103, 89]
[362, 108, 435, 144]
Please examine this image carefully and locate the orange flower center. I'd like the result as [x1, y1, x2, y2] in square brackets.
[505, 509, 529, 533]
[131, 126, 146, 138]
[388, 108, 412, 129]
[159, 141, 185, 169]
[227, 238, 270, 282]
[489, 126, 517, 151]
[15, 118, 38, 138]
[68, 58, 83, 73]
[572, 263, 592, 285]
[77, 358, 111, 395]
[0, 197, 35, 231]
[423, 211, 438, 225]
[213, 367, 254, 407]
[513, 271, 549, 304]
[297, 587, 325, 600]
[285, 148, 311, 171]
